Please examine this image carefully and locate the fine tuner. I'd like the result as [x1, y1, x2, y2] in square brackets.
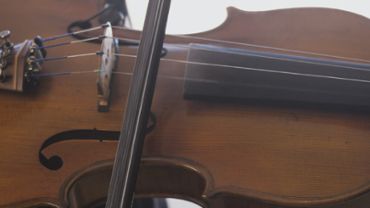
[0, 29, 44, 90]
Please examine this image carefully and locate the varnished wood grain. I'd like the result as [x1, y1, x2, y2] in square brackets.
[0, 1, 369, 207]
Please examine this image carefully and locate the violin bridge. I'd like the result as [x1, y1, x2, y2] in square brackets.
[97, 22, 118, 112]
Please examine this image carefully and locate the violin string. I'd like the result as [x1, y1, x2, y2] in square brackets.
[112, 26, 370, 64]
[35, 68, 370, 98]
[111, 36, 370, 73]
[188, 45, 370, 73]
[41, 24, 106, 42]
[36, 68, 369, 100]
[34, 51, 102, 62]
[38, 34, 370, 74]
[35, 69, 236, 93]
[35, 69, 248, 88]
[35, 69, 101, 77]
[35, 39, 370, 82]
[34, 37, 370, 84]
[38, 23, 370, 64]
[41, 35, 106, 49]
[116, 53, 370, 84]
[35, 52, 370, 84]
[35, 25, 370, 83]
[37, 24, 370, 68]
[175, 35, 370, 64]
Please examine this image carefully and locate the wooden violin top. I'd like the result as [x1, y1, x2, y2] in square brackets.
[0, 1, 369, 207]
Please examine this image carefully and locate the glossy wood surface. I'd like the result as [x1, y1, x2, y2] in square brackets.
[0, 1, 369, 207]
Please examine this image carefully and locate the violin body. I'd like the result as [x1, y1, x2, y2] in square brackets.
[0, 0, 369, 207]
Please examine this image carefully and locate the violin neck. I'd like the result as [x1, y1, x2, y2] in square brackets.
[104, 0, 171, 207]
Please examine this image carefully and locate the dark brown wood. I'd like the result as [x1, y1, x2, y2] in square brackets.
[0, 1, 369, 207]
[184, 44, 370, 108]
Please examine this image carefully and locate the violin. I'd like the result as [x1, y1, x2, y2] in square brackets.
[0, 0, 369, 207]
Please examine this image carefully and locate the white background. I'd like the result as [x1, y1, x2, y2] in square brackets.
[125, 1, 370, 207]
[126, 0, 370, 34]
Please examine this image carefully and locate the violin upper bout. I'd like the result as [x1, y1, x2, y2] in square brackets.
[196, 6, 370, 60]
